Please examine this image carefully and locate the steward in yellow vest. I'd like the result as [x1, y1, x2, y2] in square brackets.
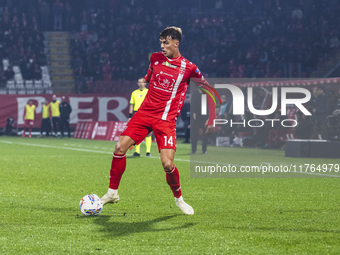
[22, 99, 36, 138]
[40, 100, 52, 136]
[49, 95, 61, 136]
[129, 78, 152, 157]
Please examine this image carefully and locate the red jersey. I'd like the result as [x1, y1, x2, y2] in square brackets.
[141, 52, 215, 123]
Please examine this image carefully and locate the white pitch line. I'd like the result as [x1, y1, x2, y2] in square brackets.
[1, 140, 338, 178]
[0, 141, 14, 144]
[0, 140, 113, 155]
[0, 140, 224, 165]
[0, 140, 189, 161]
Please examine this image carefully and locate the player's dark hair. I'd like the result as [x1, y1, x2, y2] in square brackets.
[160, 26, 182, 42]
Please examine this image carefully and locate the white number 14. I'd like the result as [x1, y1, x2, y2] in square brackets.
[164, 136, 173, 146]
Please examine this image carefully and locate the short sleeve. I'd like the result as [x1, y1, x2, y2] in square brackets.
[144, 53, 155, 82]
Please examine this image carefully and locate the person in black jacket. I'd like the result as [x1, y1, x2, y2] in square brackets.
[311, 86, 331, 140]
[59, 96, 72, 138]
[180, 96, 190, 143]
[191, 86, 209, 154]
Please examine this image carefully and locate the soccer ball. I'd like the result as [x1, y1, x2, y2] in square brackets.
[79, 194, 103, 216]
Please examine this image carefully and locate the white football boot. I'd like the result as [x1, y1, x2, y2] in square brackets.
[101, 189, 120, 205]
[175, 196, 194, 215]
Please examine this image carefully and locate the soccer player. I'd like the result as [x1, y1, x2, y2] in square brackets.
[22, 99, 36, 138]
[129, 77, 152, 157]
[50, 95, 61, 136]
[101, 26, 216, 215]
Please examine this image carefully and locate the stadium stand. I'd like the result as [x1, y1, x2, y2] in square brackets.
[0, 0, 339, 147]
[0, 1, 51, 94]
[65, 0, 340, 90]
[1, 0, 340, 94]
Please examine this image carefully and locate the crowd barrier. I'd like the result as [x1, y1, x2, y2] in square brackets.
[73, 121, 127, 141]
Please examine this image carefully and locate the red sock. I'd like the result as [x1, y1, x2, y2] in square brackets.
[29, 127, 32, 136]
[109, 153, 126, 189]
[166, 165, 182, 198]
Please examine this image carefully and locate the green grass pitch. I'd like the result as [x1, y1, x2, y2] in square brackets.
[0, 136, 339, 254]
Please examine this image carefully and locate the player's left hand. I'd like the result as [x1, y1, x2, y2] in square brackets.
[205, 120, 215, 135]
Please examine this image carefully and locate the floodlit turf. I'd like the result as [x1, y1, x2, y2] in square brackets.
[0, 136, 339, 254]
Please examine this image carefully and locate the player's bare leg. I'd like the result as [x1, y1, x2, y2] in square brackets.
[101, 135, 135, 205]
[160, 149, 194, 215]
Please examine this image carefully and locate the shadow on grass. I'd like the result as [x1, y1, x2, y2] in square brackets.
[90, 214, 195, 237]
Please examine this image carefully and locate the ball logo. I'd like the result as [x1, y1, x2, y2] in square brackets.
[89, 194, 95, 204]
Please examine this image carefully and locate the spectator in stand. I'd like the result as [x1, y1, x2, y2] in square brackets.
[22, 99, 36, 138]
[4, 65, 14, 80]
[329, 32, 339, 50]
[32, 63, 42, 80]
[0, 64, 6, 85]
[218, 95, 229, 117]
[63, 0, 72, 31]
[87, 29, 98, 45]
[1, 0, 340, 98]
[38, 0, 50, 31]
[59, 96, 72, 138]
[74, 0, 340, 81]
[53, 0, 63, 30]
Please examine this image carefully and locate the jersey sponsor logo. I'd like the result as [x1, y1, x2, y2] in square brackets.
[162, 61, 177, 69]
[155, 73, 176, 91]
[160, 71, 173, 77]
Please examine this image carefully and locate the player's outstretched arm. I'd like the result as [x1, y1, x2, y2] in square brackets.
[192, 77, 220, 135]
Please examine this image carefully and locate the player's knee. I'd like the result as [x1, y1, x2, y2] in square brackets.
[115, 142, 127, 155]
[163, 161, 174, 173]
